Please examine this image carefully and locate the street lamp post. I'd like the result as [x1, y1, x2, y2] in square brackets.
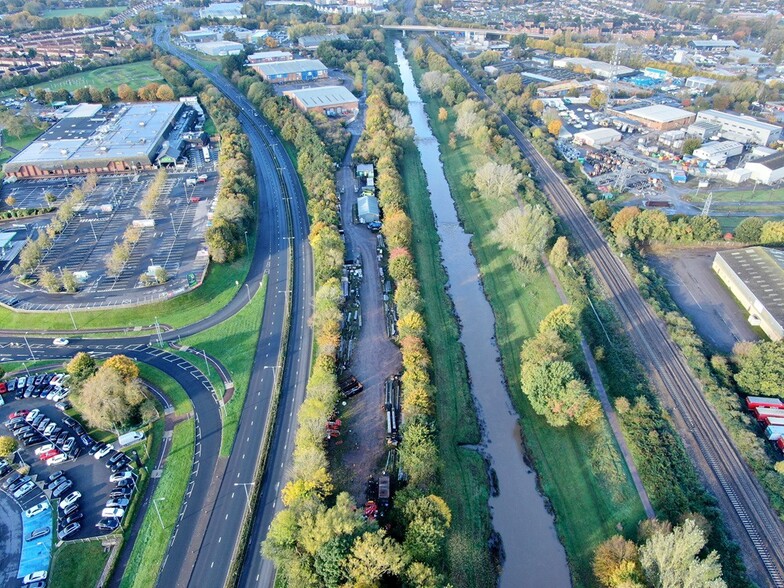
[234, 482, 253, 508]
[66, 305, 77, 330]
[245, 283, 251, 304]
[243, 230, 249, 254]
[23, 333, 35, 360]
[152, 497, 165, 530]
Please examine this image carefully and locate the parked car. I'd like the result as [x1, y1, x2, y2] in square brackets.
[38, 449, 59, 461]
[47, 470, 64, 483]
[88, 442, 105, 456]
[50, 374, 64, 386]
[95, 445, 114, 459]
[25, 527, 50, 542]
[105, 498, 130, 509]
[96, 517, 120, 532]
[0, 463, 11, 477]
[109, 488, 134, 499]
[9, 410, 28, 420]
[60, 511, 83, 526]
[8, 477, 29, 493]
[117, 478, 136, 489]
[21, 434, 44, 447]
[59, 491, 80, 510]
[47, 453, 68, 466]
[3, 472, 22, 489]
[13, 481, 36, 499]
[110, 470, 136, 483]
[24, 501, 50, 518]
[51, 479, 73, 498]
[44, 423, 57, 436]
[80, 434, 94, 448]
[22, 570, 47, 584]
[31, 415, 44, 428]
[61, 502, 79, 517]
[55, 400, 72, 411]
[24, 409, 40, 423]
[62, 437, 75, 452]
[101, 507, 125, 519]
[55, 432, 68, 446]
[57, 522, 80, 539]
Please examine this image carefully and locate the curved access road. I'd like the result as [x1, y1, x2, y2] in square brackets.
[425, 37, 784, 587]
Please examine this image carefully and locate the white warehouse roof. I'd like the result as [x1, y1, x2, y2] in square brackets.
[625, 104, 693, 123]
[697, 110, 781, 133]
[253, 59, 328, 76]
[573, 128, 622, 143]
[284, 86, 358, 108]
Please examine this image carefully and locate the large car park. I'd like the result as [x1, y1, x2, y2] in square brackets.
[0, 372, 140, 549]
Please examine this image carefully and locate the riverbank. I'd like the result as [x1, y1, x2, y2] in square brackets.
[403, 42, 647, 586]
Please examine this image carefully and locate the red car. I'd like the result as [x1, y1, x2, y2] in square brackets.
[39, 449, 60, 461]
[0, 382, 7, 394]
[9, 410, 29, 419]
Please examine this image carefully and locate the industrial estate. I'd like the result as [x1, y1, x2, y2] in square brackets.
[0, 0, 782, 588]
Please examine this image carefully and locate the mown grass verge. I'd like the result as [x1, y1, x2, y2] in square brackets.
[0, 252, 251, 332]
[50, 540, 111, 588]
[120, 419, 195, 588]
[178, 275, 268, 456]
[410, 56, 647, 585]
[137, 363, 192, 417]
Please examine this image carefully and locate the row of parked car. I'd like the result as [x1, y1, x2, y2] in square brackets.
[2, 373, 72, 405]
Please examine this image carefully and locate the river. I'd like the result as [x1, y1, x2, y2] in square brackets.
[394, 40, 572, 588]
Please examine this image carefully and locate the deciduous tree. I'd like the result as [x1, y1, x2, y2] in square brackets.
[0, 435, 17, 457]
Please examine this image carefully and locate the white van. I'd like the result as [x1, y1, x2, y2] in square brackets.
[118, 431, 144, 448]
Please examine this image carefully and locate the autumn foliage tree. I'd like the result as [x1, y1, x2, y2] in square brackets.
[73, 356, 148, 430]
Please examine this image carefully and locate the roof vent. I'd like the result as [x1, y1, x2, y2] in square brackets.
[60, 149, 68, 155]
[139, 122, 146, 127]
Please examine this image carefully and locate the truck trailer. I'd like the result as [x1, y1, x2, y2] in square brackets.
[754, 407, 784, 421]
[765, 425, 784, 441]
[746, 396, 784, 410]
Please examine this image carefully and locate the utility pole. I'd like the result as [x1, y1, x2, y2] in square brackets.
[66, 305, 77, 330]
[701, 192, 713, 217]
[23, 333, 35, 360]
[154, 317, 163, 347]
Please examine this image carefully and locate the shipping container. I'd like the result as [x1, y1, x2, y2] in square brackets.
[754, 407, 784, 421]
[765, 416, 784, 427]
[746, 396, 784, 410]
[765, 425, 784, 441]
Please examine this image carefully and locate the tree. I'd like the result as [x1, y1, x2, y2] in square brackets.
[44, 191, 56, 205]
[4, 195, 16, 208]
[521, 361, 602, 427]
[591, 200, 612, 221]
[593, 535, 641, 587]
[61, 269, 78, 293]
[611, 206, 641, 240]
[399, 417, 438, 487]
[530, 99, 544, 116]
[403, 495, 451, 565]
[474, 161, 522, 200]
[154, 266, 168, 284]
[550, 236, 569, 268]
[0, 435, 17, 457]
[39, 269, 61, 293]
[589, 88, 608, 109]
[688, 216, 720, 241]
[106, 242, 130, 276]
[74, 365, 147, 430]
[760, 220, 784, 244]
[117, 83, 137, 102]
[66, 351, 96, 384]
[346, 530, 407, 586]
[547, 119, 563, 136]
[734, 341, 784, 396]
[437, 107, 448, 122]
[682, 137, 702, 155]
[103, 354, 139, 382]
[734, 216, 764, 243]
[639, 519, 726, 588]
[491, 205, 554, 268]
[156, 84, 176, 101]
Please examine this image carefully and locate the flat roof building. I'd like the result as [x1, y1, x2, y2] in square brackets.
[195, 40, 244, 56]
[689, 39, 738, 52]
[199, 2, 244, 19]
[298, 33, 349, 49]
[3, 101, 191, 178]
[552, 57, 634, 79]
[744, 151, 784, 185]
[685, 76, 717, 92]
[247, 50, 292, 63]
[692, 140, 744, 166]
[713, 247, 784, 341]
[283, 85, 358, 116]
[621, 104, 696, 131]
[180, 29, 220, 43]
[250, 58, 328, 83]
[357, 195, 380, 224]
[572, 127, 622, 147]
[696, 110, 782, 146]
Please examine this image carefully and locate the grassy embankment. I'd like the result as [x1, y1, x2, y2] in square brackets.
[409, 58, 646, 585]
[0, 250, 252, 332]
[176, 275, 268, 456]
[43, 5, 127, 17]
[50, 541, 110, 588]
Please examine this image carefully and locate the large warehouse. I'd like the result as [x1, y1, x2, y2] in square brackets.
[3, 101, 193, 178]
[713, 247, 784, 341]
[744, 151, 784, 185]
[695, 110, 782, 146]
[621, 104, 696, 131]
[283, 86, 359, 115]
[250, 59, 328, 83]
[572, 127, 622, 147]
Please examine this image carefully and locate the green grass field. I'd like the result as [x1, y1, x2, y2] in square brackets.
[137, 363, 193, 417]
[411, 59, 646, 585]
[120, 419, 195, 588]
[43, 5, 127, 17]
[0, 126, 44, 165]
[401, 139, 495, 586]
[179, 275, 268, 456]
[50, 540, 111, 588]
[2, 61, 162, 99]
[0, 251, 252, 332]
[683, 186, 784, 204]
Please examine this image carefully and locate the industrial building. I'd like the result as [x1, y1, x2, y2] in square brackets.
[713, 247, 784, 341]
[621, 104, 696, 131]
[195, 40, 244, 56]
[687, 120, 722, 140]
[692, 140, 744, 166]
[744, 151, 784, 185]
[283, 86, 359, 116]
[685, 76, 717, 92]
[3, 101, 195, 178]
[552, 57, 635, 78]
[688, 39, 738, 52]
[250, 59, 328, 83]
[695, 110, 782, 146]
[357, 195, 380, 224]
[247, 50, 292, 63]
[298, 33, 349, 50]
[199, 2, 244, 19]
[572, 128, 622, 147]
[180, 29, 220, 43]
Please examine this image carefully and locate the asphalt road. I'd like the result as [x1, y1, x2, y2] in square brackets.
[424, 37, 784, 587]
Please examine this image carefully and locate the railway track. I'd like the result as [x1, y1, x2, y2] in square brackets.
[424, 37, 784, 587]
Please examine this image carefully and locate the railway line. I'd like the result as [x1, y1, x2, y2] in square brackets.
[426, 37, 784, 587]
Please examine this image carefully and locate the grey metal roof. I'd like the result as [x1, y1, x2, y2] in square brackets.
[285, 85, 358, 108]
[718, 247, 784, 324]
[752, 151, 784, 171]
[253, 59, 328, 76]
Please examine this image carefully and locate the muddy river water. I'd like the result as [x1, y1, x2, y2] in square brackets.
[395, 40, 571, 588]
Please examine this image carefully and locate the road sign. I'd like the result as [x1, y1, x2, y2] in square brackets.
[187, 272, 196, 287]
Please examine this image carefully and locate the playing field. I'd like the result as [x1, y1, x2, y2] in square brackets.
[3, 61, 163, 98]
[43, 5, 127, 17]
